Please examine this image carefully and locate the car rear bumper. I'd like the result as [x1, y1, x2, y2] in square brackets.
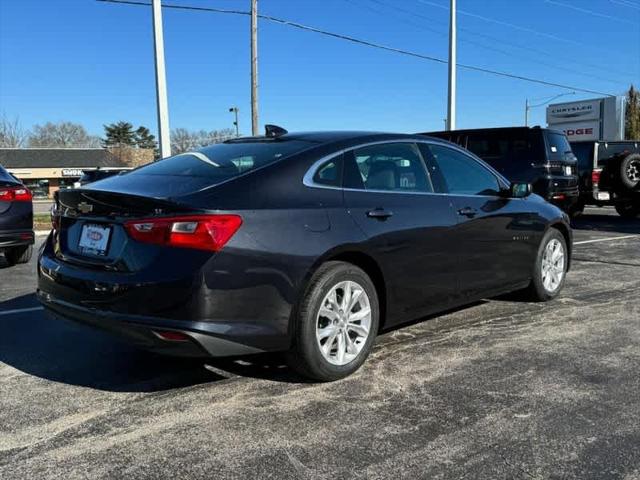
[546, 188, 579, 211]
[37, 290, 271, 358]
[0, 230, 34, 249]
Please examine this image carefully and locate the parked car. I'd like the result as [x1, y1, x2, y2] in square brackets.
[38, 130, 572, 381]
[0, 164, 34, 265]
[570, 140, 640, 218]
[73, 168, 131, 188]
[31, 190, 49, 200]
[423, 127, 580, 215]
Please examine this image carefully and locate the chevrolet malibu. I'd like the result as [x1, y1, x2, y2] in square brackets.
[38, 130, 572, 381]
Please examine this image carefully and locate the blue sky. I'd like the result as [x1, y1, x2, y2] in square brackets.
[1, 0, 638, 138]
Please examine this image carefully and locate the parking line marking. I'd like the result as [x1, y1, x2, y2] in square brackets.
[0, 306, 44, 317]
[574, 235, 639, 245]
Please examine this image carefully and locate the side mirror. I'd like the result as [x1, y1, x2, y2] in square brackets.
[511, 183, 532, 198]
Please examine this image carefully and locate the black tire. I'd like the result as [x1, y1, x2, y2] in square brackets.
[4, 244, 33, 265]
[620, 153, 640, 190]
[524, 228, 568, 302]
[287, 261, 379, 382]
[615, 202, 640, 219]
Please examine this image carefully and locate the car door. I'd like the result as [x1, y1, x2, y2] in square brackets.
[421, 143, 539, 299]
[342, 141, 459, 324]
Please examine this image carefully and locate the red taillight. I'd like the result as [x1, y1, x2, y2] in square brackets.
[124, 215, 242, 252]
[153, 330, 191, 342]
[591, 169, 602, 186]
[0, 186, 32, 202]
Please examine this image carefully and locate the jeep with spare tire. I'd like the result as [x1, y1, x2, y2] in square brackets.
[570, 140, 640, 218]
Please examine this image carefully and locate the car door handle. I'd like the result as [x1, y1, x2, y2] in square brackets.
[366, 208, 394, 220]
[457, 207, 477, 218]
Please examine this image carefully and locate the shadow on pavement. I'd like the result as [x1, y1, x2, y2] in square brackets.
[572, 213, 640, 235]
[0, 293, 313, 390]
[0, 293, 227, 392]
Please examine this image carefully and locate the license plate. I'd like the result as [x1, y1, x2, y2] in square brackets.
[78, 224, 111, 256]
[564, 166, 572, 176]
[596, 192, 610, 201]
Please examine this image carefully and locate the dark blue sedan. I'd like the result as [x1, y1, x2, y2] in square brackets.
[38, 129, 571, 381]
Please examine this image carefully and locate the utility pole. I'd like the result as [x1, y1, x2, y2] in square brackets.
[525, 98, 529, 127]
[446, 0, 456, 131]
[229, 106, 240, 136]
[251, 0, 259, 136]
[152, 0, 171, 158]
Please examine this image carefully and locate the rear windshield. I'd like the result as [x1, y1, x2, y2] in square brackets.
[546, 132, 573, 158]
[131, 140, 314, 181]
[598, 142, 639, 165]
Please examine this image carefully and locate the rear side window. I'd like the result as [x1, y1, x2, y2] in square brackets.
[313, 155, 343, 187]
[546, 132, 572, 158]
[466, 136, 510, 161]
[465, 132, 543, 165]
[345, 143, 433, 193]
[425, 144, 500, 196]
[131, 140, 313, 182]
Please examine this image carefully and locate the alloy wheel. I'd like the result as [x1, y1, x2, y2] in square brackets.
[315, 280, 372, 366]
[541, 238, 565, 293]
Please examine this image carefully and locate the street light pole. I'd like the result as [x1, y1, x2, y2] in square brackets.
[446, 0, 456, 131]
[250, 0, 259, 136]
[229, 107, 240, 137]
[525, 91, 576, 128]
[151, 0, 171, 158]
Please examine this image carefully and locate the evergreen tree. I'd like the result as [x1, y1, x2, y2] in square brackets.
[134, 126, 157, 149]
[625, 85, 640, 140]
[103, 121, 136, 148]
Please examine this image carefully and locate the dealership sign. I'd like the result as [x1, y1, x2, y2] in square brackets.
[546, 96, 625, 142]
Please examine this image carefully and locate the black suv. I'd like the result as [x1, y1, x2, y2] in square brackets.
[422, 127, 579, 214]
[0, 164, 34, 265]
[571, 140, 640, 218]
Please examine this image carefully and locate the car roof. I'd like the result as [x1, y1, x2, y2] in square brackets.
[423, 126, 566, 136]
[226, 130, 456, 147]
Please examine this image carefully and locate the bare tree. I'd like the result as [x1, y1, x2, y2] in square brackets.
[170, 127, 236, 154]
[0, 114, 28, 147]
[170, 128, 197, 154]
[28, 121, 100, 147]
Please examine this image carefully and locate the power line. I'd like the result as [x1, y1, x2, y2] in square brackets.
[610, 0, 640, 9]
[371, 0, 638, 79]
[417, 0, 585, 47]
[96, 0, 615, 96]
[353, 0, 634, 84]
[544, 0, 639, 24]
[415, 0, 639, 78]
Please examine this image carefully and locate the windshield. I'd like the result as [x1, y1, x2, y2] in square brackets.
[130, 140, 314, 182]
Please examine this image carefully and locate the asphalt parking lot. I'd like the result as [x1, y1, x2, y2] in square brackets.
[1, 207, 639, 479]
